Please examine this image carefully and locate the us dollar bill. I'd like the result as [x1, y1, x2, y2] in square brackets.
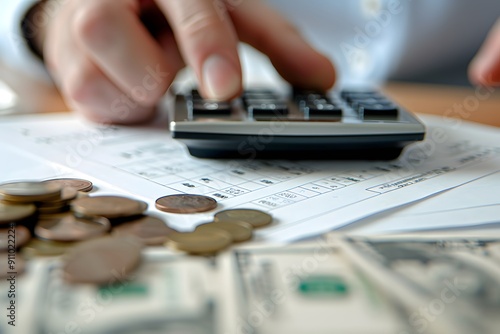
[335, 230, 500, 334]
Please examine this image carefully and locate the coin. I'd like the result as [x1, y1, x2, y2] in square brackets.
[112, 216, 177, 246]
[42, 178, 94, 192]
[35, 214, 110, 242]
[167, 230, 232, 254]
[38, 187, 78, 207]
[0, 225, 31, 251]
[63, 237, 143, 284]
[0, 202, 36, 224]
[37, 204, 69, 215]
[155, 194, 217, 214]
[214, 209, 273, 228]
[0, 181, 61, 202]
[1, 253, 26, 278]
[71, 196, 148, 219]
[22, 238, 77, 257]
[196, 221, 253, 243]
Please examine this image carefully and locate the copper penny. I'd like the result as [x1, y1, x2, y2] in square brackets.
[0, 225, 31, 251]
[112, 215, 176, 246]
[43, 178, 94, 192]
[71, 196, 148, 219]
[35, 214, 110, 242]
[63, 237, 142, 284]
[155, 194, 217, 214]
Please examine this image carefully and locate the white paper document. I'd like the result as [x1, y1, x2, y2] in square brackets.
[1, 113, 499, 242]
[341, 170, 500, 235]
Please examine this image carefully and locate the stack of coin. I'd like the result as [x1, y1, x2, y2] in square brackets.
[0, 179, 93, 218]
[162, 209, 272, 254]
[0, 178, 275, 283]
[36, 187, 79, 215]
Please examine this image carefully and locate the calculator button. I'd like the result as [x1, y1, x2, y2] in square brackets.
[345, 95, 385, 104]
[244, 98, 285, 106]
[350, 97, 388, 105]
[352, 100, 394, 112]
[306, 103, 342, 117]
[244, 93, 278, 99]
[248, 103, 288, 117]
[243, 90, 279, 101]
[306, 94, 329, 101]
[191, 101, 232, 116]
[243, 89, 276, 96]
[340, 90, 378, 99]
[359, 104, 399, 117]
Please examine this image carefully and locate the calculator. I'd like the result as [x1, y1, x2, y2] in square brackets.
[169, 88, 426, 159]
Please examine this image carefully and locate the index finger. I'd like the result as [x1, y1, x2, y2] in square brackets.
[156, 0, 243, 100]
[229, 0, 336, 90]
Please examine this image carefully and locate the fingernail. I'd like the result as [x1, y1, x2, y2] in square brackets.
[203, 55, 240, 100]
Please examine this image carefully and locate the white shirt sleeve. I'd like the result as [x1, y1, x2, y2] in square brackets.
[0, 0, 51, 81]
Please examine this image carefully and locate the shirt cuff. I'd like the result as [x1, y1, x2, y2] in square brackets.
[0, 0, 51, 81]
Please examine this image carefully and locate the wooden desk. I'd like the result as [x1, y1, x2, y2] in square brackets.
[383, 82, 500, 128]
[0, 62, 67, 114]
[1, 62, 500, 127]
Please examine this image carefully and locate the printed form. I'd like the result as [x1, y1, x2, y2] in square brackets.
[1, 113, 499, 242]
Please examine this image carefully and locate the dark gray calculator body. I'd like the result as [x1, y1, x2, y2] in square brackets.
[170, 89, 426, 159]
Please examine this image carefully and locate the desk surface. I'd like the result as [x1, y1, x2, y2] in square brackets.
[1, 62, 499, 127]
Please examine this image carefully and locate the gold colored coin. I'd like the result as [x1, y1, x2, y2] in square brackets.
[0, 202, 36, 224]
[35, 214, 110, 242]
[42, 178, 93, 192]
[63, 237, 143, 284]
[0, 225, 31, 251]
[167, 230, 232, 254]
[1, 253, 25, 278]
[155, 194, 217, 214]
[71, 196, 148, 219]
[196, 221, 253, 243]
[0, 181, 61, 202]
[22, 238, 77, 257]
[112, 215, 176, 246]
[214, 209, 273, 228]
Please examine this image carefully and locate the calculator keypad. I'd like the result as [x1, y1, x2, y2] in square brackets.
[185, 89, 401, 122]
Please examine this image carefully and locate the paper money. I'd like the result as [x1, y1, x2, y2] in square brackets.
[337, 231, 500, 334]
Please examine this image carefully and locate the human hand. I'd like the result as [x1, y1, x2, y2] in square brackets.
[37, 0, 335, 123]
[469, 18, 500, 87]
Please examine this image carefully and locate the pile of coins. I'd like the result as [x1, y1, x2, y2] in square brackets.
[0, 178, 273, 284]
